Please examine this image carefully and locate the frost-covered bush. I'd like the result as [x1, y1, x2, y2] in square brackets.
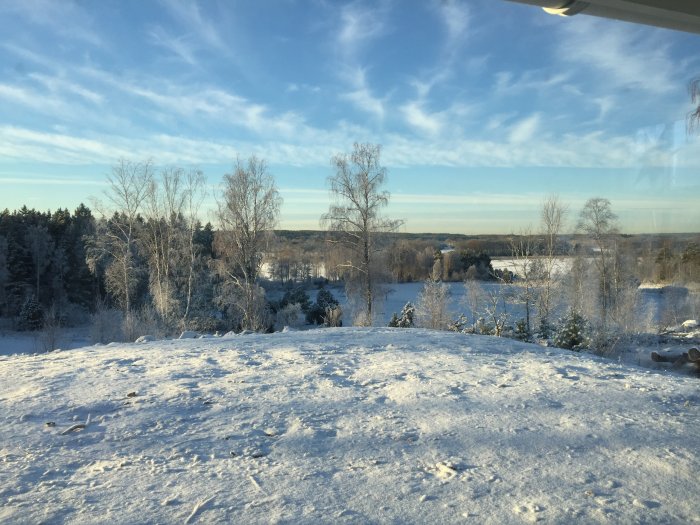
[123, 306, 167, 342]
[40, 304, 62, 351]
[513, 318, 532, 342]
[448, 313, 471, 333]
[276, 303, 306, 330]
[186, 315, 226, 334]
[416, 278, 450, 330]
[389, 302, 415, 328]
[553, 309, 590, 351]
[323, 305, 343, 327]
[91, 304, 124, 343]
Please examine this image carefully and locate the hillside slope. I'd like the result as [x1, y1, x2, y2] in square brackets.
[1, 329, 698, 524]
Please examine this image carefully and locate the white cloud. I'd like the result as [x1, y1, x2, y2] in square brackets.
[158, 0, 225, 51]
[28, 73, 104, 104]
[508, 114, 541, 144]
[0, 176, 105, 186]
[0, 117, 694, 174]
[148, 26, 198, 65]
[437, 0, 469, 46]
[0, 0, 101, 46]
[401, 102, 443, 136]
[337, 3, 386, 58]
[340, 67, 385, 120]
[558, 17, 676, 95]
[494, 70, 571, 94]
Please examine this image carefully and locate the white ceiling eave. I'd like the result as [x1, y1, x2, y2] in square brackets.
[506, 0, 700, 35]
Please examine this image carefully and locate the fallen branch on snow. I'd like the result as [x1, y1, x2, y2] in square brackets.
[184, 496, 215, 524]
[60, 414, 91, 435]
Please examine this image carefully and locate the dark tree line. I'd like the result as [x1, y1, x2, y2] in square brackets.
[0, 205, 97, 326]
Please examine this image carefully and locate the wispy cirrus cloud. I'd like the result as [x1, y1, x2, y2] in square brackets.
[340, 67, 386, 120]
[436, 0, 470, 48]
[400, 101, 444, 136]
[558, 17, 676, 95]
[494, 70, 571, 94]
[0, 0, 101, 46]
[27, 73, 104, 104]
[508, 113, 541, 144]
[157, 0, 226, 51]
[148, 25, 198, 65]
[336, 2, 387, 59]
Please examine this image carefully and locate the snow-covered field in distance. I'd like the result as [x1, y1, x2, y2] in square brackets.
[1, 328, 698, 524]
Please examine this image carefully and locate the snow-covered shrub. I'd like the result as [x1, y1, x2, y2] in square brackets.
[39, 304, 62, 352]
[90, 304, 124, 344]
[185, 315, 225, 334]
[18, 297, 43, 331]
[123, 306, 167, 342]
[388, 302, 415, 328]
[323, 305, 343, 327]
[553, 309, 590, 351]
[416, 278, 451, 330]
[513, 318, 532, 342]
[59, 303, 90, 327]
[276, 303, 306, 330]
[448, 314, 470, 333]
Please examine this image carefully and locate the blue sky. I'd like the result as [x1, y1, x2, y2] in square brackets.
[0, 0, 699, 233]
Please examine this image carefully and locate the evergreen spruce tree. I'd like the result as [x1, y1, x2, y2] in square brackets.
[388, 301, 415, 328]
[388, 312, 400, 328]
[18, 297, 43, 331]
[514, 318, 531, 342]
[553, 308, 590, 350]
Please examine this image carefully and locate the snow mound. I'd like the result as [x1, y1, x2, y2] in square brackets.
[0, 328, 698, 524]
[682, 319, 698, 330]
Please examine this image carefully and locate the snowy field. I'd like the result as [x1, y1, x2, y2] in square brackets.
[0, 326, 91, 357]
[1, 328, 698, 524]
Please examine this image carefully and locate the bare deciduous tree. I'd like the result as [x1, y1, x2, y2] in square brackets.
[509, 227, 537, 339]
[89, 159, 154, 316]
[577, 197, 618, 328]
[416, 263, 451, 331]
[181, 169, 208, 328]
[688, 78, 700, 134]
[216, 156, 281, 331]
[142, 167, 207, 330]
[321, 143, 402, 326]
[539, 194, 567, 336]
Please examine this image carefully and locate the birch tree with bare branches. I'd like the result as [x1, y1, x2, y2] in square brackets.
[321, 143, 402, 326]
[216, 156, 281, 331]
[688, 78, 700, 134]
[89, 159, 153, 317]
[538, 194, 567, 336]
[142, 167, 207, 330]
[577, 197, 618, 329]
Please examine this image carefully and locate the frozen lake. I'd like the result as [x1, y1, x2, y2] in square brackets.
[325, 281, 695, 329]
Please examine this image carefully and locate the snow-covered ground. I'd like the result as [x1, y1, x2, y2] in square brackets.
[0, 327, 92, 357]
[1, 328, 698, 524]
[491, 256, 572, 277]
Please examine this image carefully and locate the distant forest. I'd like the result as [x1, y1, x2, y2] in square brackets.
[1, 203, 698, 335]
